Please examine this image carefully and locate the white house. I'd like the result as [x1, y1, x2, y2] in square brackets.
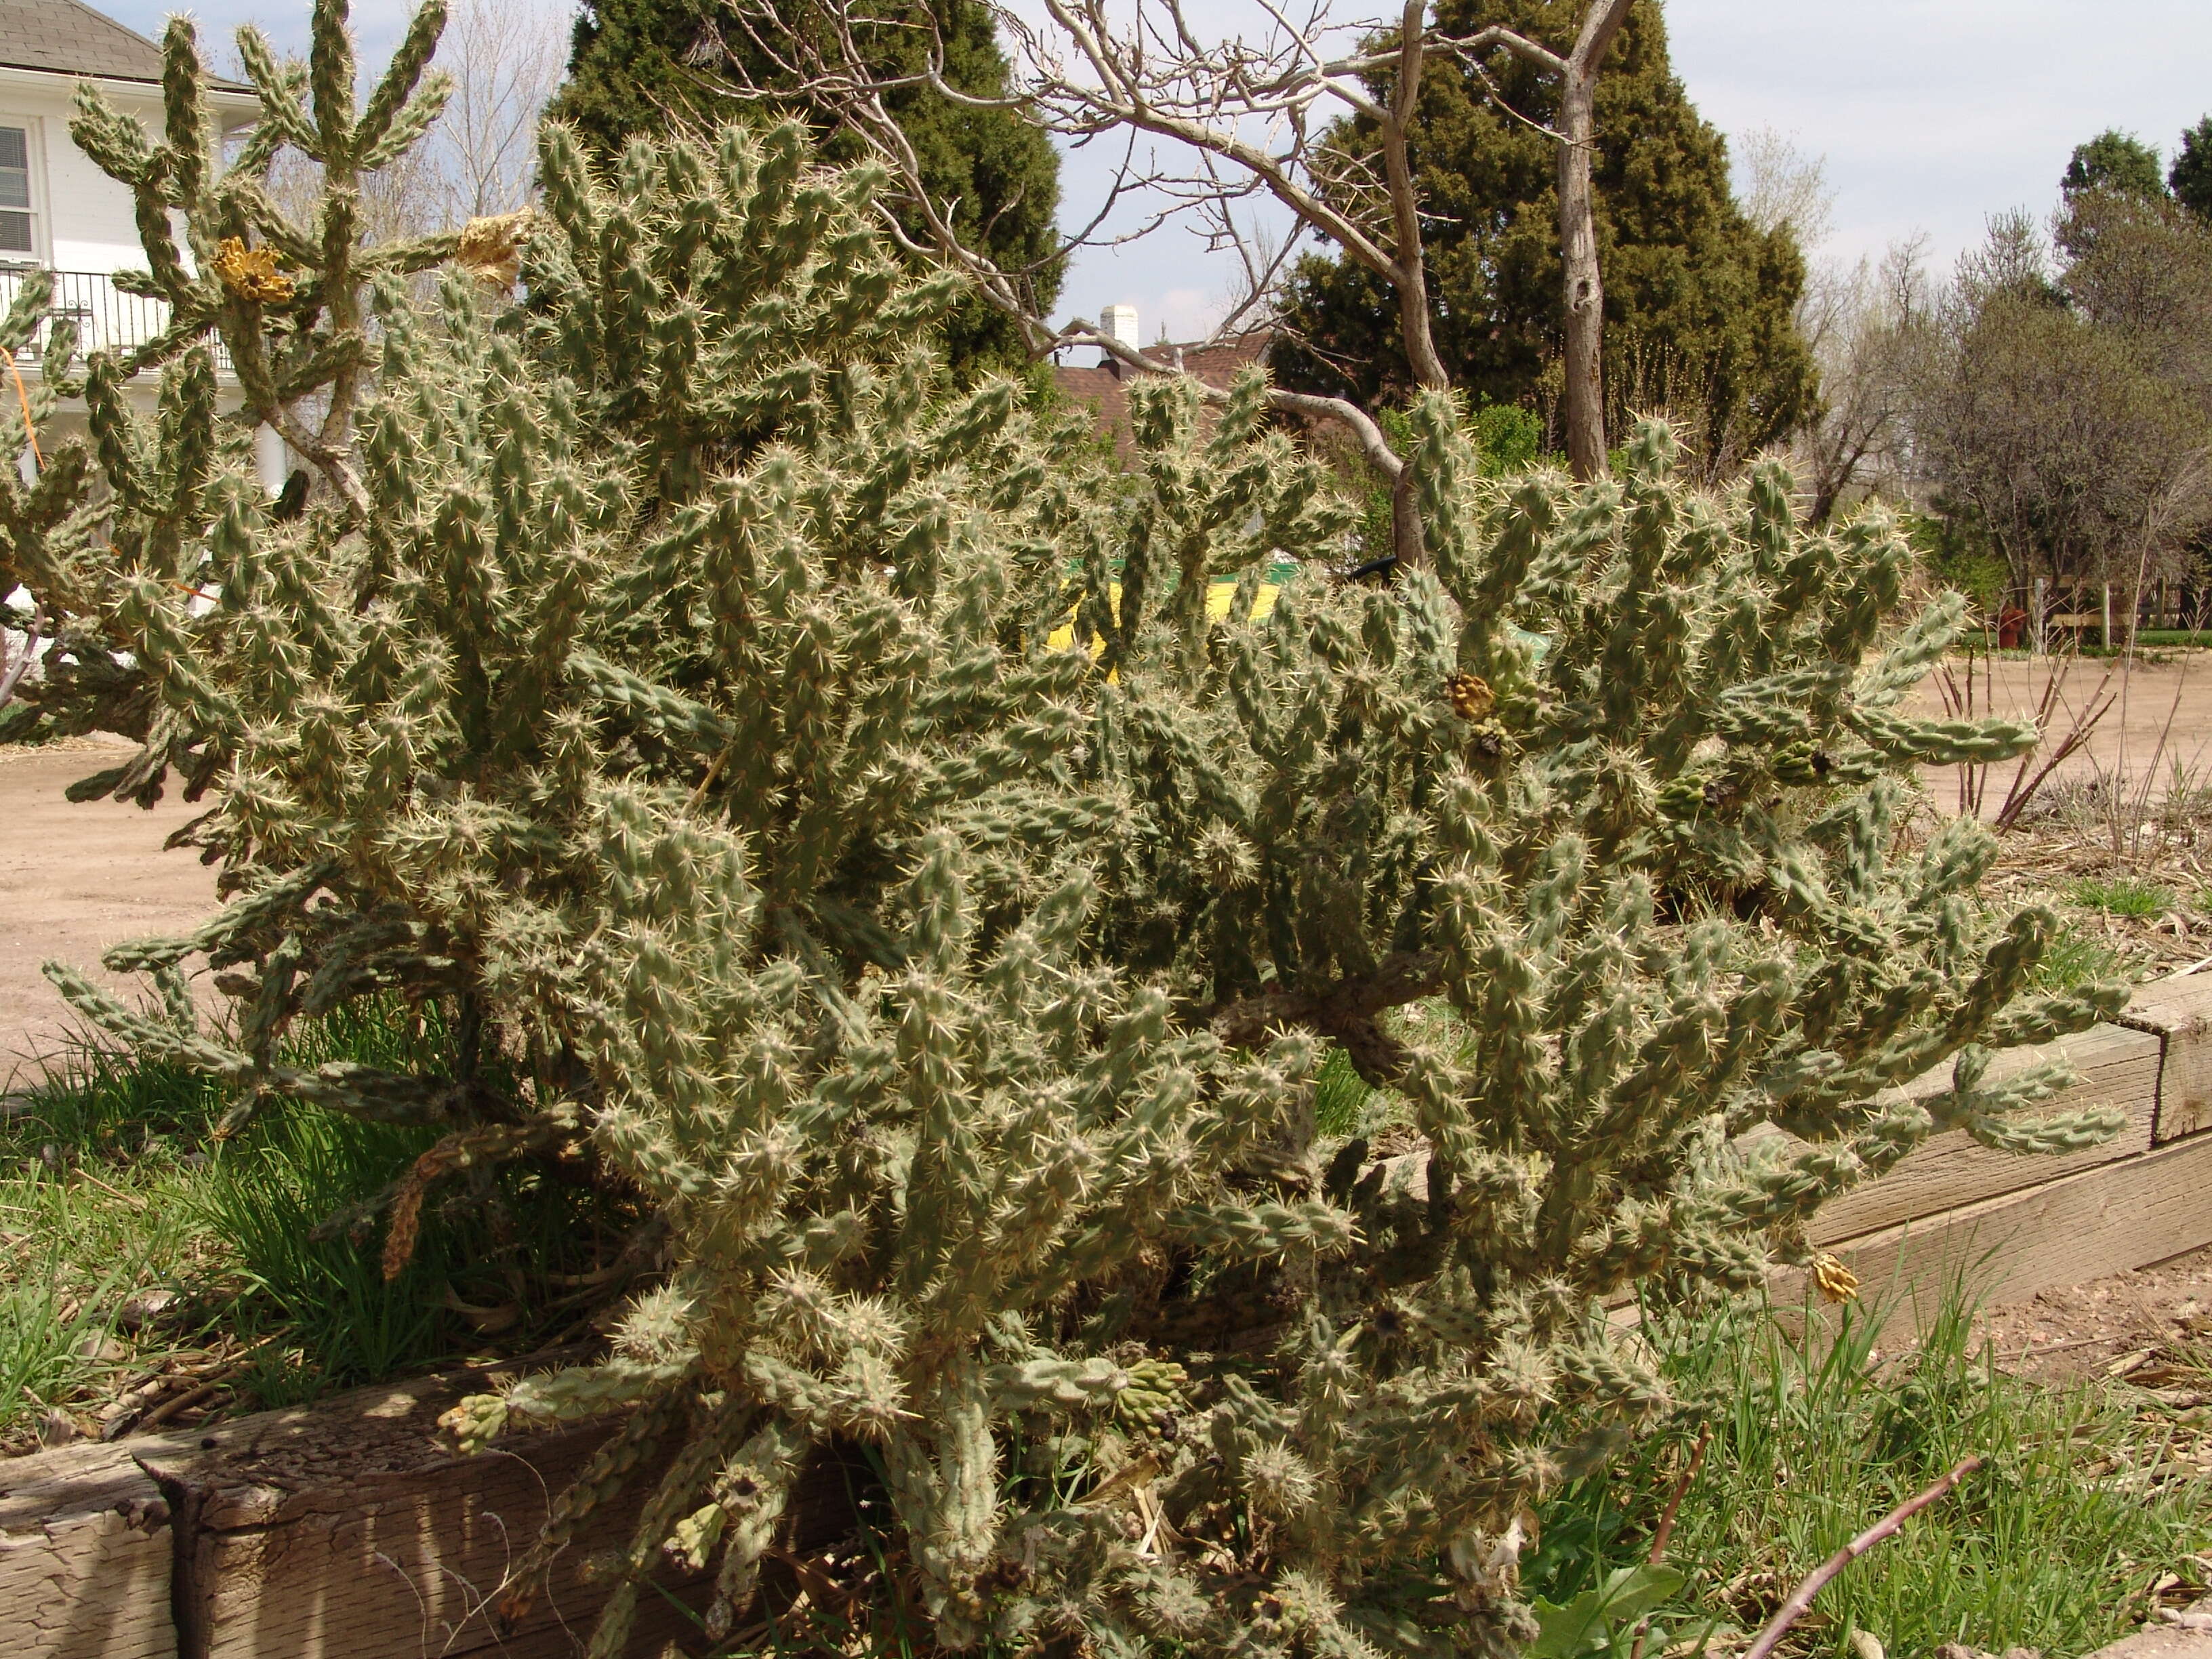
[0, 0, 283, 482]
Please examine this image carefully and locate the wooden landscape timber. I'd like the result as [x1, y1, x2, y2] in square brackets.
[2119, 975, 2212, 1143]
[5, 976, 2212, 1659]
[0, 1435, 174, 1659]
[135, 1365, 717, 1659]
[0, 1361, 715, 1659]
[1775, 972, 2212, 1327]
[1806, 1021, 2165, 1242]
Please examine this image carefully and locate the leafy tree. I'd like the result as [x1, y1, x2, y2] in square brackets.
[547, 0, 718, 149]
[1272, 0, 1817, 474]
[2057, 185, 2212, 395]
[1904, 206, 2212, 600]
[551, 0, 1062, 373]
[3, 5, 2127, 1656]
[2170, 115, 2212, 222]
[2062, 129, 2167, 202]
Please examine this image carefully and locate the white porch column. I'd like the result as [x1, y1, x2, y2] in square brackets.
[253, 422, 288, 493]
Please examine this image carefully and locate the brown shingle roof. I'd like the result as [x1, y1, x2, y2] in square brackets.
[1054, 333, 1273, 465]
[0, 0, 249, 89]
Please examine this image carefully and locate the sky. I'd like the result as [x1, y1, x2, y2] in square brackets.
[90, 0, 2212, 344]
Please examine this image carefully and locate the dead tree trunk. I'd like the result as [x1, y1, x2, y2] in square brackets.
[1554, 0, 1635, 478]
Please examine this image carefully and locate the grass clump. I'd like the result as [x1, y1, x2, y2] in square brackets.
[2030, 921, 2131, 991]
[0, 1001, 636, 1441]
[1311, 1046, 1373, 1138]
[2069, 876, 2175, 918]
[1528, 1290, 2209, 1658]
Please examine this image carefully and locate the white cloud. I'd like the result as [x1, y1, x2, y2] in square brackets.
[1668, 0, 2212, 270]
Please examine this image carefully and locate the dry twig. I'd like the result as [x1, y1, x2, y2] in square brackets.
[1627, 1423, 1712, 1659]
[1740, 1456, 1984, 1659]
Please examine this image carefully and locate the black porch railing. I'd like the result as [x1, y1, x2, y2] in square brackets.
[0, 265, 228, 372]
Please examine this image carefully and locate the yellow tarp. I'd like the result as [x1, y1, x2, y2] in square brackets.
[1047, 579, 1281, 653]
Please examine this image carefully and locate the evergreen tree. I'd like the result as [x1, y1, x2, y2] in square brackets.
[2063, 128, 2167, 201]
[1271, 0, 1817, 471]
[4, 4, 2129, 1653]
[550, 0, 1062, 374]
[547, 0, 716, 146]
[2171, 115, 2212, 222]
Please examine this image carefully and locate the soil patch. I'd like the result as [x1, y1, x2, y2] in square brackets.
[1907, 651, 2212, 811]
[1978, 1244, 2212, 1394]
[0, 742, 220, 1088]
[1971, 1245, 2212, 1511]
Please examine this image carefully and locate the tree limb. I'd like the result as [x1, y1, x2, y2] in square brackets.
[0, 598, 45, 708]
[703, 0, 1636, 529]
[1741, 1456, 1984, 1659]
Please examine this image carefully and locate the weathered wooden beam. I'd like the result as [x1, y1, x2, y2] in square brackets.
[2118, 972, 2212, 1144]
[0, 1436, 176, 1659]
[131, 1366, 709, 1659]
[1788, 1124, 2212, 1326]
[1810, 1021, 2163, 1244]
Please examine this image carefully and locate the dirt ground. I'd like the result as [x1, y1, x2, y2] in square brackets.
[1907, 651, 2212, 810]
[0, 740, 220, 1089]
[1973, 1248, 2212, 1522]
[1980, 1244, 2212, 1394]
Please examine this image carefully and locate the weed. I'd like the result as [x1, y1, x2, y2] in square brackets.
[1528, 1286, 2209, 1658]
[2030, 922, 2126, 991]
[2070, 876, 2175, 918]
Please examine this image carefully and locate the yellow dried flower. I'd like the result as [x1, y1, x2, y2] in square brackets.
[211, 236, 293, 302]
[454, 207, 534, 289]
[1812, 1251, 1860, 1304]
[1447, 672, 1494, 722]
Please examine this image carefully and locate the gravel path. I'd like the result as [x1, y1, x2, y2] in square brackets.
[0, 742, 220, 1089]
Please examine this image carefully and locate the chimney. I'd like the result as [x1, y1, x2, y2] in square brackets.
[1099, 303, 1139, 365]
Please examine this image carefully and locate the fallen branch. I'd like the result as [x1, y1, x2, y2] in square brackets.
[135, 1368, 239, 1433]
[1628, 1423, 1712, 1659]
[1741, 1455, 1983, 1659]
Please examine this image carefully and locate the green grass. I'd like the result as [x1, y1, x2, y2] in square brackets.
[0, 1174, 201, 1429]
[2030, 920, 2129, 993]
[2127, 631, 2212, 648]
[1528, 1288, 2209, 1658]
[0, 1000, 636, 1437]
[1313, 1047, 1373, 1138]
[2069, 876, 2175, 918]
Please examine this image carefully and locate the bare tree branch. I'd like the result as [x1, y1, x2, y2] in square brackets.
[1742, 1457, 1983, 1659]
[700, 0, 1638, 550]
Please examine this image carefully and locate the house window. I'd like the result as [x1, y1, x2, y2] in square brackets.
[0, 127, 33, 256]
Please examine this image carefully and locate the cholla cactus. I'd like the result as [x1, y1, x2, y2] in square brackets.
[4, 0, 457, 783]
[68, 0, 459, 505]
[14, 4, 2127, 1654]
